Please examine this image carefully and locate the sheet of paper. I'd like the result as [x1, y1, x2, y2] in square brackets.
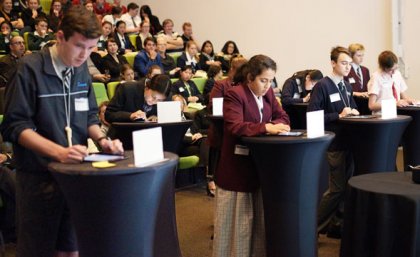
[212, 97, 223, 116]
[306, 110, 324, 138]
[84, 153, 126, 162]
[158, 101, 182, 123]
[381, 98, 397, 119]
[133, 127, 164, 167]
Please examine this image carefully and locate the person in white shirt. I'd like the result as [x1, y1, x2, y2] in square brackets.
[156, 19, 183, 53]
[102, 6, 122, 28]
[368, 50, 416, 113]
[120, 2, 140, 34]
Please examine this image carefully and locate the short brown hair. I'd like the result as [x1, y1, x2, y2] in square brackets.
[378, 50, 398, 71]
[182, 22, 191, 30]
[330, 46, 351, 62]
[59, 5, 102, 40]
[348, 43, 365, 57]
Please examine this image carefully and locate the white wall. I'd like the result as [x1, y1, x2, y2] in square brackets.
[123, 0, 420, 96]
[400, 0, 420, 98]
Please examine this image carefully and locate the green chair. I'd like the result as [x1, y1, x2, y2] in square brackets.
[92, 82, 109, 106]
[168, 52, 182, 64]
[170, 78, 178, 84]
[178, 156, 200, 170]
[23, 32, 29, 51]
[107, 81, 120, 100]
[40, 0, 51, 13]
[0, 115, 3, 125]
[192, 77, 206, 94]
[128, 34, 137, 51]
[124, 52, 138, 67]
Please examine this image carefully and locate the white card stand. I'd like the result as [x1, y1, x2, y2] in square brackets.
[381, 98, 397, 119]
[133, 127, 164, 167]
[158, 101, 182, 123]
[306, 110, 325, 138]
[212, 97, 223, 116]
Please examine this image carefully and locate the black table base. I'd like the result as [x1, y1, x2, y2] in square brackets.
[341, 172, 420, 257]
[244, 133, 334, 257]
[398, 107, 420, 170]
[340, 116, 411, 175]
[50, 152, 181, 257]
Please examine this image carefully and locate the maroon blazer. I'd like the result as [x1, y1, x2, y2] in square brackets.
[344, 65, 370, 92]
[215, 83, 290, 192]
[207, 78, 234, 148]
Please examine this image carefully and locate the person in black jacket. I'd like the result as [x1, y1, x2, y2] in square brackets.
[139, 5, 161, 35]
[113, 20, 134, 55]
[281, 69, 323, 107]
[105, 72, 170, 123]
[27, 17, 55, 51]
[101, 37, 128, 81]
[21, 0, 47, 32]
[0, 7, 123, 257]
[171, 65, 204, 104]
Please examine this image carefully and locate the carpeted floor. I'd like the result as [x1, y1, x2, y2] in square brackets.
[175, 185, 340, 257]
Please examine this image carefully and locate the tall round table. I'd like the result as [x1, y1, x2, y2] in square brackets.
[398, 107, 420, 170]
[341, 172, 420, 257]
[48, 151, 181, 257]
[338, 115, 411, 175]
[112, 120, 192, 152]
[242, 132, 334, 257]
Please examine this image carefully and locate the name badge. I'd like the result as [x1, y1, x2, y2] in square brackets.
[179, 87, 185, 92]
[75, 98, 89, 111]
[329, 93, 341, 103]
[234, 145, 249, 156]
[349, 77, 356, 84]
[293, 93, 300, 99]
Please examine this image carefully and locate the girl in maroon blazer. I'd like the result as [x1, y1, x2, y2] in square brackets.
[212, 55, 290, 257]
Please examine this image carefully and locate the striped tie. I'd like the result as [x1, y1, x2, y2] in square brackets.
[62, 68, 72, 89]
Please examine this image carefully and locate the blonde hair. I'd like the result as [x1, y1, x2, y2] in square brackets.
[348, 43, 365, 57]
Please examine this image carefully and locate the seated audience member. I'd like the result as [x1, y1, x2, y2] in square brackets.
[0, 0, 24, 33]
[217, 40, 240, 72]
[102, 38, 128, 82]
[21, 0, 46, 32]
[0, 21, 13, 54]
[96, 21, 112, 55]
[281, 69, 323, 107]
[102, 6, 121, 28]
[156, 19, 183, 53]
[171, 65, 204, 104]
[98, 100, 111, 136]
[47, 0, 62, 32]
[368, 50, 416, 114]
[135, 20, 151, 51]
[213, 55, 290, 256]
[88, 52, 110, 83]
[120, 63, 135, 83]
[345, 43, 370, 98]
[203, 65, 222, 103]
[133, 36, 162, 78]
[113, 20, 134, 55]
[120, 2, 140, 34]
[27, 17, 55, 51]
[139, 5, 161, 35]
[308, 46, 359, 239]
[105, 73, 170, 123]
[181, 22, 195, 49]
[0, 35, 29, 87]
[111, 0, 126, 14]
[177, 40, 201, 74]
[199, 40, 222, 72]
[156, 36, 179, 77]
[93, 0, 112, 18]
[83, 1, 94, 12]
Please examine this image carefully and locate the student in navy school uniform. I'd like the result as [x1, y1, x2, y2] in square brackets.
[171, 65, 203, 104]
[281, 69, 323, 107]
[308, 46, 359, 239]
[344, 43, 370, 98]
[113, 20, 135, 55]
